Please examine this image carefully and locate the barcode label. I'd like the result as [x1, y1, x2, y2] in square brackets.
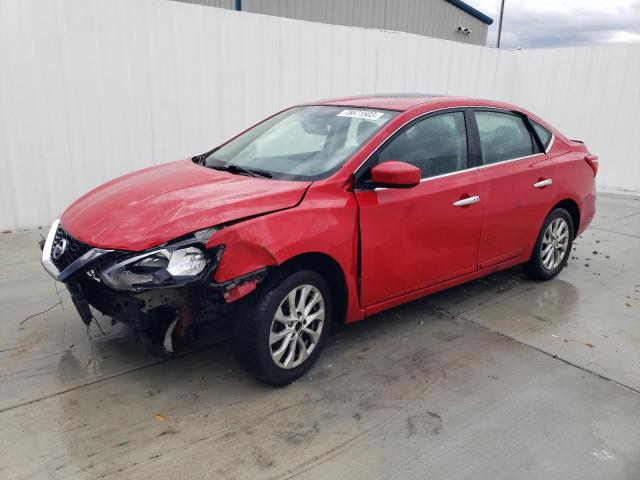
[336, 109, 384, 120]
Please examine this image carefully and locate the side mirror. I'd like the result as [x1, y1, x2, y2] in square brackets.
[370, 161, 421, 189]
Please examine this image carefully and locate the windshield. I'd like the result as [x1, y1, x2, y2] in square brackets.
[203, 106, 397, 181]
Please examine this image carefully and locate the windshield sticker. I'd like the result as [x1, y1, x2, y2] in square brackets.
[337, 109, 385, 120]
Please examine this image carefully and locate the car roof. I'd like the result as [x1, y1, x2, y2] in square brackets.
[308, 93, 516, 112]
[302, 94, 564, 141]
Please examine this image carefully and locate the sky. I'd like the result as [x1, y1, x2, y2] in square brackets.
[464, 0, 640, 48]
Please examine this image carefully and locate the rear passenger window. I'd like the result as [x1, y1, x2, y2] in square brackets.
[374, 112, 468, 179]
[531, 120, 552, 150]
[475, 111, 536, 165]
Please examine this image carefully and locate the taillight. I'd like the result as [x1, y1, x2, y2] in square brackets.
[585, 154, 599, 176]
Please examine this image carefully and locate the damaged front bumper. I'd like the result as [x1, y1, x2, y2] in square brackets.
[66, 272, 234, 351]
[40, 220, 267, 353]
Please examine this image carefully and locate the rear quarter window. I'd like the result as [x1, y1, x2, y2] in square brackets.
[531, 120, 553, 150]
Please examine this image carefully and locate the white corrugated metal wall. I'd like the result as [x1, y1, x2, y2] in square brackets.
[0, 0, 638, 231]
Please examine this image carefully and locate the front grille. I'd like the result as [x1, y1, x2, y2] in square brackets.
[51, 224, 92, 272]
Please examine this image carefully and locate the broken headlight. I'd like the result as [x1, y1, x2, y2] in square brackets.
[98, 228, 220, 291]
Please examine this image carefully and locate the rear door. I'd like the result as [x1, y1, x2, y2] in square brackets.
[354, 110, 483, 307]
[472, 109, 556, 268]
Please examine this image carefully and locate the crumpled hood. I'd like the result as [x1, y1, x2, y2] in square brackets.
[60, 160, 310, 251]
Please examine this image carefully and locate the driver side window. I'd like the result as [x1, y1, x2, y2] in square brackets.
[372, 111, 468, 180]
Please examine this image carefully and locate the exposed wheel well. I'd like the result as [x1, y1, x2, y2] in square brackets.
[277, 253, 349, 325]
[552, 199, 580, 236]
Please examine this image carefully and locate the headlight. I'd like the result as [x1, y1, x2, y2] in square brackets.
[98, 228, 220, 291]
[167, 247, 207, 276]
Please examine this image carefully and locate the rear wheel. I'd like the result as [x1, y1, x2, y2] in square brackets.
[525, 208, 574, 280]
[232, 269, 332, 385]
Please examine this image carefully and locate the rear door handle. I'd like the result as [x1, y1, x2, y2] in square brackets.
[453, 195, 480, 207]
[533, 179, 553, 188]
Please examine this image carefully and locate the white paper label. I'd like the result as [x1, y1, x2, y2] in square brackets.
[336, 109, 384, 120]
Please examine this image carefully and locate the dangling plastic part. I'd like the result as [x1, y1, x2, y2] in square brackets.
[163, 317, 178, 354]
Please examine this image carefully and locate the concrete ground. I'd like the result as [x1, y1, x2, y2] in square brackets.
[1, 193, 639, 480]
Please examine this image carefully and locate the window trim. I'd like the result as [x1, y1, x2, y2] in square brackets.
[354, 107, 472, 188]
[545, 132, 555, 153]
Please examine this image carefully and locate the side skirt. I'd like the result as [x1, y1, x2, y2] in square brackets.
[361, 256, 525, 318]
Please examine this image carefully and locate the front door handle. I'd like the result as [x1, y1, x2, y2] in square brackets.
[533, 179, 553, 188]
[453, 195, 480, 207]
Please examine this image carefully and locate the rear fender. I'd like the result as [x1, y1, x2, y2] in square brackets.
[550, 150, 596, 236]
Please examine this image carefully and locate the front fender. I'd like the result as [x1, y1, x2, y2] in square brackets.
[206, 183, 363, 322]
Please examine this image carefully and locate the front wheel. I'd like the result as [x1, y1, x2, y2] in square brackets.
[232, 269, 332, 385]
[525, 208, 574, 281]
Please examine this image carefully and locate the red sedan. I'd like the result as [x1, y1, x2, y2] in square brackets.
[41, 94, 597, 384]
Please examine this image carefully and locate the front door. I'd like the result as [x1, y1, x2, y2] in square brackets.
[354, 110, 483, 308]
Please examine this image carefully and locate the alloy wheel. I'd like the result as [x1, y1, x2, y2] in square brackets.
[269, 284, 325, 369]
[540, 217, 570, 270]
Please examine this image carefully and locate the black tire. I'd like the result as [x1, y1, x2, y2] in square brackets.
[525, 208, 574, 281]
[232, 269, 333, 385]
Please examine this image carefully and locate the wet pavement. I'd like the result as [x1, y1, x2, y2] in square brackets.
[1, 193, 639, 479]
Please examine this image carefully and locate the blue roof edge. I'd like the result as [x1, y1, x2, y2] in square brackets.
[444, 0, 494, 25]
